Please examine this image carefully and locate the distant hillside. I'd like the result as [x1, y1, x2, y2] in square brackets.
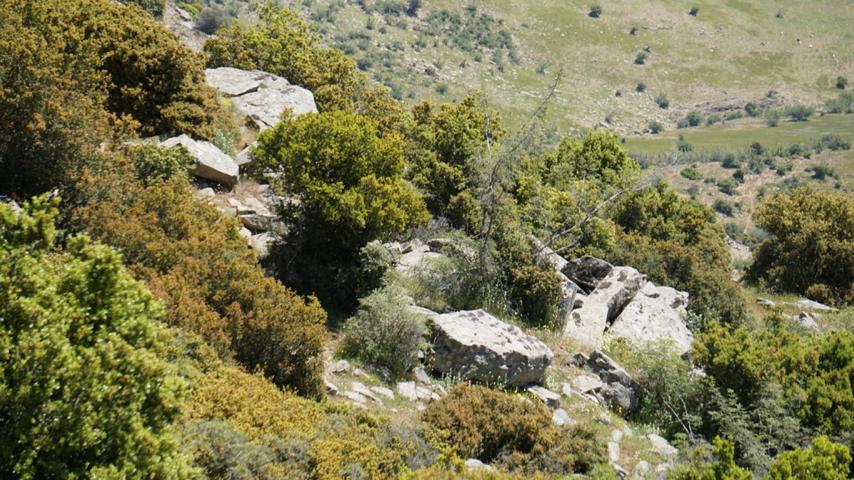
[270, 0, 854, 133]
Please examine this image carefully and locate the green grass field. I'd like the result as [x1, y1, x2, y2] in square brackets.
[625, 113, 854, 153]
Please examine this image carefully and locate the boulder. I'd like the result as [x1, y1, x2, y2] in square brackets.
[465, 459, 494, 472]
[792, 299, 833, 312]
[605, 282, 692, 355]
[552, 408, 576, 427]
[249, 233, 275, 259]
[564, 265, 646, 346]
[205, 67, 318, 130]
[563, 255, 615, 293]
[428, 310, 553, 387]
[572, 375, 605, 394]
[235, 145, 254, 166]
[351, 382, 381, 403]
[647, 434, 678, 457]
[607, 441, 621, 464]
[794, 312, 820, 331]
[161, 135, 239, 187]
[574, 350, 640, 414]
[527, 385, 561, 408]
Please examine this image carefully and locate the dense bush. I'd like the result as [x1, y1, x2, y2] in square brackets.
[423, 383, 605, 474]
[205, 3, 364, 112]
[767, 436, 851, 480]
[837, 76, 849, 90]
[786, 104, 815, 122]
[588, 5, 602, 18]
[0, 196, 193, 479]
[252, 110, 429, 307]
[681, 166, 702, 180]
[825, 92, 853, 113]
[655, 93, 670, 109]
[713, 199, 735, 216]
[342, 287, 428, 379]
[74, 153, 327, 397]
[634, 52, 648, 64]
[121, 0, 166, 17]
[748, 188, 853, 303]
[649, 121, 664, 134]
[684, 111, 703, 127]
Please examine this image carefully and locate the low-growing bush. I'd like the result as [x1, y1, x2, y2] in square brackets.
[745, 102, 759, 117]
[717, 178, 737, 195]
[713, 199, 735, 216]
[836, 75, 848, 90]
[636, 81, 646, 92]
[648, 121, 664, 134]
[684, 111, 703, 127]
[689, 6, 700, 16]
[588, 5, 602, 18]
[680, 166, 702, 180]
[423, 383, 605, 474]
[807, 163, 837, 181]
[825, 92, 853, 113]
[706, 113, 722, 126]
[786, 104, 814, 122]
[342, 287, 428, 379]
[655, 93, 669, 109]
[634, 51, 648, 65]
[766, 109, 781, 127]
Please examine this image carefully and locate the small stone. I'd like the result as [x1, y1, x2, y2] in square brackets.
[341, 390, 367, 404]
[794, 312, 820, 331]
[238, 227, 252, 239]
[371, 386, 395, 400]
[631, 461, 651, 480]
[352, 368, 367, 377]
[413, 367, 432, 385]
[608, 441, 621, 464]
[325, 381, 339, 396]
[647, 434, 678, 457]
[611, 429, 624, 442]
[527, 385, 561, 408]
[757, 297, 776, 307]
[572, 374, 604, 394]
[397, 381, 419, 401]
[552, 408, 576, 427]
[194, 187, 215, 199]
[351, 382, 380, 403]
[561, 382, 573, 397]
[465, 459, 494, 471]
[329, 359, 351, 374]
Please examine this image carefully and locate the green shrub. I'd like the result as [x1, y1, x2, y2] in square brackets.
[767, 436, 851, 480]
[713, 199, 735, 216]
[669, 438, 752, 480]
[636, 81, 646, 92]
[786, 104, 815, 121]
[423, 384, 604, 474]
[196, 7, 228, 34]
[836, 76, 848, 90]
[342, 287, 428, 379]
[634, 51, 647, 64]
[648, 120, 664, 134]
[717, 178, 737, 195]
[706, 113, 722, 125]
[129, 144, 191, 185]
[766, 109, 781, 127]
[680, 166, 702, 180]
[807, 163, 836, 181]
[655, 93, 669, 109]
[677, 138, 694, 152]
[121, 0, 166, 17]
[745, 102, 759, 117]
[748, 188, 853, 302]
[684, 111, 703, 127]
[588, 5, 602, 18]
[0, 195, 194, 479]
[689, 6, 700, 16]
[825, 92, 853, 113]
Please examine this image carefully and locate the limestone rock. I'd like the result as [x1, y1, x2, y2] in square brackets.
[564, 264, 646, 346]
[794, 312, 820, 331]
[793, 298, 833, 312]
[249, 233, 275, 259]
[528, 385, 561, 408]
[205, 67, 318, 131]
[371, 386, 395, 400]
[573, 375, 605, 394]
[428, 310, 553, 387]
[465, 459, 494, 471]
[351, 382, 380, 403]
[563, 255, 615, 293]
[329, 359, 351, 374]
[161, 135, 239, 187]
[605, 282, 692, 355]
[647, 434, 678, 456]
[608, 441, 621, 464]
[552, 408, 576, 427]
[631, 461, 651, 480]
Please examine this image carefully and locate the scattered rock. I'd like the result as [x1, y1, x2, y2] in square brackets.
[325, 380, 339, 396]
[329, 359, 351, 374]
[647, 434, 678, 457]
[235, 145, 254, 166]
[552, 408, 576, 427]
[161, 135, 239, 187]
[249, 232, 275, 259]
[351, 382, 381, 403]
[757, 297, 776, 307]
[340, 390, 368, 404]
[428, 309, 554, 387]
[561, 382, 573, 398]
[608, 441, 621, 464]
[611, 429, 624, 442]
[397, 381, 419, 401]
[563, 255, 615, 293]
[573, 375, 605, 394]
[238, 227, 252, 240]
[194, 187, 215, 199]
[206, 67, 318, 131]
[413, 367, 432, 385]
[606, 282, 692, 355]
[465, 459, 494, 472]
[792, 299, 833, 312]
[794, 312, 820, 331]
[631, 461, 651, 480]
[528, 385, 561, 408]
[371, 386, 395, 400]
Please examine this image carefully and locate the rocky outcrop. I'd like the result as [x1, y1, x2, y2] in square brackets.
[571, 350, 640, 414]
[427, 309, 553, 387]
[161, 135, 239, 186]
[205, 67, 318, 130]
[162, 1, 210, 52]
[605, 282, 692, 354]
[564, 259, 646, 346]
[533, 251, 693, 355]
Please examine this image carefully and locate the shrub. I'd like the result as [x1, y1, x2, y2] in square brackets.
[74, 156, 328, 397]
[677, 138, 694, 152]
[129, 144, 192, 185]
[818, 133, 850, 151]
[436, 83, 449, 94]
[669, 438, 752, 480]
[689, 6, 700, 16]
[423, 384, 604, 474]
[713, 199, 735, 216]
[0, 196, 193, 479]
[745, 102, 759, 117]
[768, 436, 851, 480]
[680, 166, 702, 180]
[807, 163, 836, 181]
[196, 7, 228, 34]
[825, 92, 854, 113]
[786, 104, 815, 121]
[634, 51, 648, 64]
[748, 188, 854, 302]
[588, 5, 602, 18]
[726, 110, 744, 120]
[636, 81, 646, 92]
[648, 121, 664, 134]
[836, 76, 848, 90]
[684, 111, 703, 127]
[406, 0, 422, 17]
[342, 287, 428, 379]
[766, 109, 781, 126]
[717, 178, 737, 195]
[655, 93, 669, 109]
[629, 26, 638, 35]
[121, 0, 166, 17]
[706, 113, 722, 125]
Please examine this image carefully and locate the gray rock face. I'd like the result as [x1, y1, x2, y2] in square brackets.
[205, 67, 318, 130]
[647, 434, 678, 457]
[428, 310, 553, 387]
[527, 385, 561, 408]
[563, 255, 615, 293]
[606, 282, 693, 355]
[573, 350, 640, 414]
[794, 312, 820, 331]
[552, 408, 576, 426]
[161, 135, 239, 186]
[564, 264, 646, 346]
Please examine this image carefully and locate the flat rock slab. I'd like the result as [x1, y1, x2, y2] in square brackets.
[428, 309, 553, 387]
[206, 67, 318, 130]
[161, 134, 239, 187]
[564, 265, 646, 346]
[605, 282, 692, 355]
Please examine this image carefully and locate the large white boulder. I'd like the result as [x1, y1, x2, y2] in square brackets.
[564, 264, 646, 346]
[605, 282, 693, 355]
[205, 67, 318, 130]
[161, 134, 239, 187]
[428, 309, 553, 387]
